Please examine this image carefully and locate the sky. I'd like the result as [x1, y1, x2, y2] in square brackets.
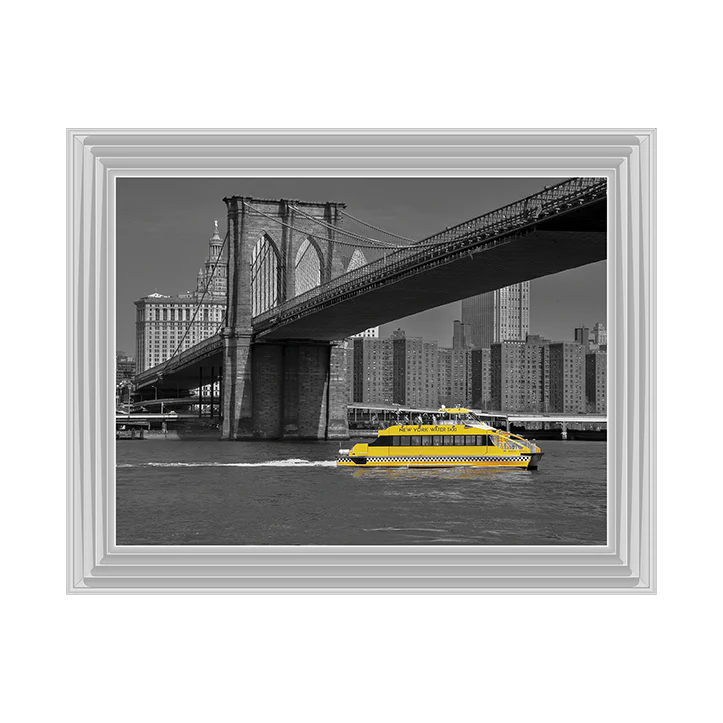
[116, 177, 606, 354]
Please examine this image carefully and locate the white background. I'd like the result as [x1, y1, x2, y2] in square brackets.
[2, 1, 720, 721]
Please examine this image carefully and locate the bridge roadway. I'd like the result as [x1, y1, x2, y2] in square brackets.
[134, 178, 606, 399]
[135, 334, 223, 398]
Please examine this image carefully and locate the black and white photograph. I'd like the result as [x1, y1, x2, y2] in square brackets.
[116, 176, 608, 546]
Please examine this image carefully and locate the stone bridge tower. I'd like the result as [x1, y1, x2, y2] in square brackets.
[220, 196, 349, 441]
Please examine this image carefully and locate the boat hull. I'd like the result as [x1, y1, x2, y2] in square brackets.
[337, 453, 543, 470]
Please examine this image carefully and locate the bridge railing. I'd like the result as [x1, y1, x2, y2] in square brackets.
[253, 177, 606, 328]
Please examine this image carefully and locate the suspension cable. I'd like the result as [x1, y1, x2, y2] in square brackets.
[289, 204, 404, 248]
[338, 208, 417, 244]
[159, 229, 229, 376]
[243, 201, 404, 250]
[246, 200, 390, 249]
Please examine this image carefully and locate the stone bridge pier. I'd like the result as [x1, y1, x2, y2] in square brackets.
[220, 195, 350, 440]
[221, 336, 349, 440]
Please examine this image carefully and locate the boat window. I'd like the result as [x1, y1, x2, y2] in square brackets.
[432, 436, 442, 445]
[454, 435, 466, 446]
[369, 436, 388, 447]
[409, 436, 421, 446]
[391, 436, 401, 446]
[421, 436, 433, 445]
[443, 435, 455, 446]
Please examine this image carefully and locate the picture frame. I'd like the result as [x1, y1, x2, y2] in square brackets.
[67, 128, 655, 593]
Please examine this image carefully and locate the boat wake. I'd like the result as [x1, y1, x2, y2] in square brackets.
[117, 459, 337, 468]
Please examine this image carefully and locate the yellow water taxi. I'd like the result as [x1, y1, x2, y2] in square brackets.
[337, 408, 543, 469]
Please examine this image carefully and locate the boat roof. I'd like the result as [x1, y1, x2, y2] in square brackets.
[378, 422, 496, 434]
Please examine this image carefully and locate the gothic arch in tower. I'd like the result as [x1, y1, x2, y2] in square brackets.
[250, 232, 281, 316]
[294, 236, 324, 296]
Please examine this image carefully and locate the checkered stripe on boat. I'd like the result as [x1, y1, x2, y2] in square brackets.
[338, 456, 529, 463]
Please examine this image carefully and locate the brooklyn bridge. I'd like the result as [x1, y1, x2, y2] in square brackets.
[133, 177, 607, 440]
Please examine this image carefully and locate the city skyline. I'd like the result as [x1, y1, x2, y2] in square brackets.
[117, 177, 606, 354]
[373, 317, 606, 348]
[349, 323, 607, 414]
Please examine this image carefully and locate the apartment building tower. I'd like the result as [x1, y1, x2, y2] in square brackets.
[469, 348, 492, 410]
[548, 342, 586, 413]
[391, 329, 438, 408]
[490, 339, 549, 413]
[352, 337, 393, 405]
[438, 348, 471, 407]
[586, 350, 607, 414]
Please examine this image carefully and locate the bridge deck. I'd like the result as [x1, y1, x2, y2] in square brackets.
[258, 226, 605, 340]
[134, 334, 223, 392]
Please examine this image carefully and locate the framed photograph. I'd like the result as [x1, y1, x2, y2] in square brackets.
[67, 129, 655, 593]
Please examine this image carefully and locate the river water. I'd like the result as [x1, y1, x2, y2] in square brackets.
[116, 439, 606, 546]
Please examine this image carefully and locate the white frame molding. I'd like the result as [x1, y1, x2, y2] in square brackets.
[67, 129, 656, 593]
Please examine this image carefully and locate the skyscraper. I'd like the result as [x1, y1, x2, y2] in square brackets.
[592, 322, 607, 347]
[574, 326, 590, 350]
[452, 320, 472, 350]
[461, 282, 530, 349]
[135, 222, 227, 372]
